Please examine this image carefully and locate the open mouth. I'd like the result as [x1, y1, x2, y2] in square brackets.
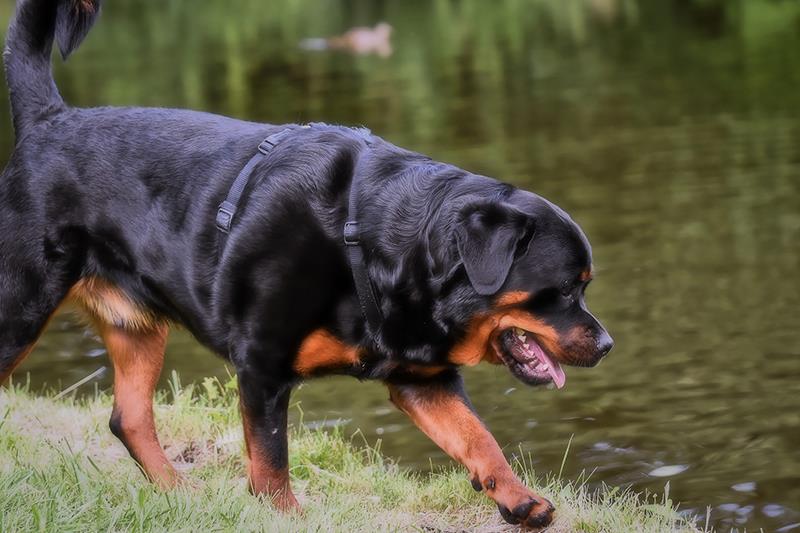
[497, 328, 566, 389]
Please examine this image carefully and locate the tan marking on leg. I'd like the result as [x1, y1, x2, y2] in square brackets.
[69, 277, 160, 332]
[68, 277, 175, 486]
[240, 400, 299, 511]
[99, 321, 178, 489]
[293, 329, 360, 376]
[388, 384, 517, 487]
[388, 383, 554, 528]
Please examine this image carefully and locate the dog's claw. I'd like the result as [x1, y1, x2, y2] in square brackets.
[497, 503, 522, 525]
[471, 476, 482, 492]
[497, 494, 554, 531]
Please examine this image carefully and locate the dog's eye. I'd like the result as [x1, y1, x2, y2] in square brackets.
[559, 280, 573, 297]
[560, 281, 581, 304]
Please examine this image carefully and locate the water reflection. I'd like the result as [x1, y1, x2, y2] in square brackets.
[2, 0, 799, 530]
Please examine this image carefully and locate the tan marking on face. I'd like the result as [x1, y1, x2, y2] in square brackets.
[580, 266, 594, 282]
[69, 277, 160, 331]
[449, 291, 530, 366]
[293, 329, 361, 376]
[495, 291, 531, 307]
[449, 312, 503, 366]
[448, 290, 567, 366]
[555, 325, 601, 365]
[495, 311, 563, 359]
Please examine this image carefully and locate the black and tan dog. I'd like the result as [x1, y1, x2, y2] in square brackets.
[0, 0, 612, 529]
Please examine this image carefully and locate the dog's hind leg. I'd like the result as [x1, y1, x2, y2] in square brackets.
[0, 267, 68, 384]
[96, 321, 179, 489]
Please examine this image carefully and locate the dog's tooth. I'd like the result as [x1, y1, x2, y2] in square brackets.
[514, 327, 525, 336]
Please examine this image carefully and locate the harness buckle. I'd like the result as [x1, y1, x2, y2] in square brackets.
[215, 201, 236, 234]
[258, 138, 277, 155]
[343, 221, 360, 245]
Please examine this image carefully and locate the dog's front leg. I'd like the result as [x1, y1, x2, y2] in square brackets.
[387, 374, 554, 530]
[236, 369, 299, 511]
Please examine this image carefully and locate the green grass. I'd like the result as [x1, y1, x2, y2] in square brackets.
[0, 375, 704, 532]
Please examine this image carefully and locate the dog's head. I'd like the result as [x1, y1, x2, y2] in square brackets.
[443, 188, 612, 388]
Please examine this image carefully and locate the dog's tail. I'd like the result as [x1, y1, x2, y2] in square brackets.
[3, 0, 102, 135]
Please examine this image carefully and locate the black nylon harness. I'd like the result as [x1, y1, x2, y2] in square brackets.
[215, 125, 384, 334]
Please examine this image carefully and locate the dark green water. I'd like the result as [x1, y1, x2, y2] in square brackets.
[2, 1, 799, 530]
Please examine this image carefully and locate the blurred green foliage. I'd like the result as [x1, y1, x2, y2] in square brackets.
[1, 0, 799, 153]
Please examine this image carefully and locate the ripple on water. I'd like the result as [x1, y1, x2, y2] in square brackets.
[763, 504, 786, 518]
[303, 418, 351, 430]
[731, 481, 757, 492]
[648, 464, 689, 477]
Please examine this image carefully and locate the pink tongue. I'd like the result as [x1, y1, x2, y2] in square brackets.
[528, 341, 566, 389]
[547, 360, 566, 389]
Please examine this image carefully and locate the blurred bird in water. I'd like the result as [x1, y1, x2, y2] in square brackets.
[300, 22, 393, 57]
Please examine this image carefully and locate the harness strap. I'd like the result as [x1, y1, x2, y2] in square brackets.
[216, 124, 384, 336]
[343, 133, 384, 333]
[215, 128, 296, 236]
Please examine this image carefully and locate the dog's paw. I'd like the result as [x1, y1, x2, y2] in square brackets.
[496, 492, 555, 530]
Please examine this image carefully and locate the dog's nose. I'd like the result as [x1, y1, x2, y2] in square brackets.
[596, 331, 614, 359]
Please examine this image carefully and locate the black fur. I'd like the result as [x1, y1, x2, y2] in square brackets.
[2, 1, 612, 526]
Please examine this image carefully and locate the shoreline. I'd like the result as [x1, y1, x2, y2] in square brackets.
[0, 377, 703, 532]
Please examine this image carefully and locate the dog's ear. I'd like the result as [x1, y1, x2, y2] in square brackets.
[455, 199, 534, 295]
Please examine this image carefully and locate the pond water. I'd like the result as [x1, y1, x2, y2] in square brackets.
[2, 1, 799, 530]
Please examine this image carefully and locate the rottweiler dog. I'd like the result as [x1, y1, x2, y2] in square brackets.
[0, 1, 612, 529]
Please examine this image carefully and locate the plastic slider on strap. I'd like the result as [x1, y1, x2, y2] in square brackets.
[216, 201, 237, 233]
[343, 221, 360, 245]
[258, 138, 278, 155]
[259, 128, 298, 155]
